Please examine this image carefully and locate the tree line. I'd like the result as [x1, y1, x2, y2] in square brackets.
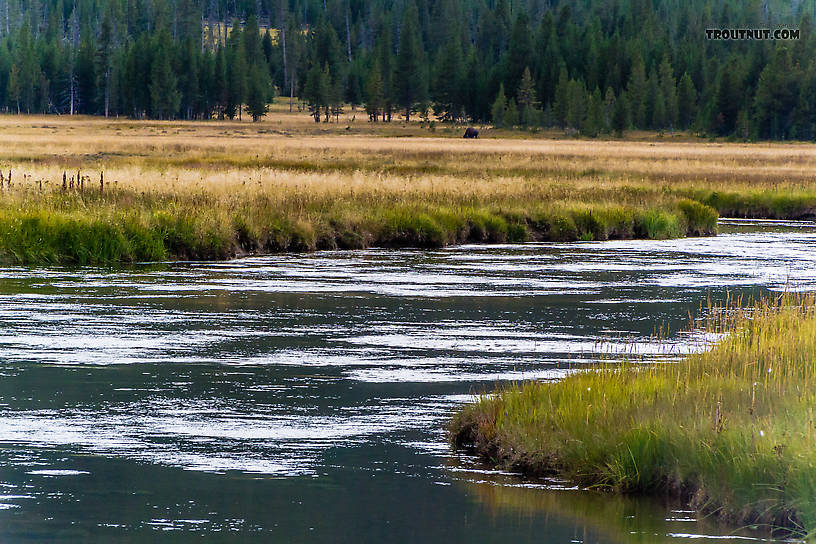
[0, 0, 815, 139]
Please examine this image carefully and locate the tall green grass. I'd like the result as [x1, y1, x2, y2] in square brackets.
[450, 294, 816, 537]
[690, 190, 816, 220]
[0, 189, 717, 265]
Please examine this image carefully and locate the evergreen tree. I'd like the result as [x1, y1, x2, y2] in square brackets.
[304, 62, 330, 122]
[179, 39, 200, 119]
[213, 46, 227, 119]
[245, 63, 271, 122]
[491, 83, 507, 127]
[463, 48, 488, 122]
[346, 58, 365, 110]
[603, 86, 616, 133]
[504, 11, 532, 100]
[94, 8, 114, 117]
[753, 49, 798, 139]
[504, 98, 518, 127]
[225, 22, 247, 120]
[627, 53, 647, 127]
[566, 79, 587, 131]
[714, 62, 743, 136]
[677, 72, 697, 130]
[432, 36, 465, 122]
[149, 32, 180, 119]
[652, 86, 666, 129]
[516, 66, 538, 127]
[0, 0, 811, 137]
[375, 19, 394, 122]
[553, 67, 569, 127]
[365, 61, 384, 121]
[395, 2, 425, 122]
[658, 55, 677, 129]
[584, 87, 603, 137]
[612, 91, 629, 136]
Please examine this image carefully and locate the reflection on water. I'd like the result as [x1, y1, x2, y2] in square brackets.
[0, 219, 814, 542]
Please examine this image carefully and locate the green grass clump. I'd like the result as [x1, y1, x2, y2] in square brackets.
[0, 187, 718, 264]
[693, 190, 816, 220]
[450, 294, 816, 537]
[0, 209, 166, 264]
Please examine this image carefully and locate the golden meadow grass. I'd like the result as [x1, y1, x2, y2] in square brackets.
[450, 294, 816, 537]
[0, 112, 813, 263]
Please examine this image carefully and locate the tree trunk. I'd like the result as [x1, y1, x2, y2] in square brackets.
[345, 0, 352, 62]
[280, 5, 287, 92]
[104, 70, 110, 118]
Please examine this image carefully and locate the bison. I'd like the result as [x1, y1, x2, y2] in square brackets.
[463, 127, 479, 139]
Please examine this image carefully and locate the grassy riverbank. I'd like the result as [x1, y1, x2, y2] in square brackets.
[0, 190, 716, 264]
[450, 295, 816, 537]
[2, 113, 816, 264]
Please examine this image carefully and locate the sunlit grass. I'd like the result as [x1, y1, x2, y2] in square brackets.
[450, 294, 816, 537]
[2, 113, 815, 263]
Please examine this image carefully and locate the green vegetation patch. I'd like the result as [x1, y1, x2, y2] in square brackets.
[450, 295, 816, 537]
[693, 190, 816, 220]
[0, 190, 718, 265]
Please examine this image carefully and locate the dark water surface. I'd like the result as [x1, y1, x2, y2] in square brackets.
[1, 219, 815, 543]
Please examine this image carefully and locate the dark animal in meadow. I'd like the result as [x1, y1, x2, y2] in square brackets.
[463, 127, 479, 139]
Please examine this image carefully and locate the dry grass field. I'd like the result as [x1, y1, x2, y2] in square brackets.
[0, 108, 812, 264]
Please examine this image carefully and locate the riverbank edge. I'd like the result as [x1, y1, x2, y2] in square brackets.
[448, 422, 803, 534]
[0, 198, 718, 265]
[448, 297, 816, 538]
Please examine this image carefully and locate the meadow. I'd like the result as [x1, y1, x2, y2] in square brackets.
[0, 107, 814, 264]
[450, 295, 816, 538]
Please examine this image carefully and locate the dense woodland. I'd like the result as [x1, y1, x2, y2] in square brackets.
[0, 0, 814, 138]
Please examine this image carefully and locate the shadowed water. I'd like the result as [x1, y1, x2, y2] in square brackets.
[0, 218, 814, 542]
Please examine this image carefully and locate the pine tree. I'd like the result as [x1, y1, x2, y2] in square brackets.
[504, 98, 518, 127]
[395, 2, 425, 122]
[677, 72, 697, 130]
[463, 48, 488, 122]
[245, 63, 271, 122]
[243, 15, 263, 67]
[753, 50, 798, 139]
[627, 53, 647, 127]
[225, 21, 247, 120]
[603, 86, 616, 133]
[553, 67, 569, 128]
[491, 83, 507, 127]
[365, 62, 384, 121]
[584, 87, 602, 137]
[566, 79, 587, 131]
[375, 20, 394, 122]
[304, 62, 330, 122]
[7, 62, 20, 113]
[94, 8, 114, 117]
[213, 46, 227, 119]
[645, 70, 659, 129]
[346, 58, 365, 110]
[612, 91, 629, 136]
[504, 11, 532, 100]
[516, 67, 538, 127]
[432, 37, 464, 122]
[179, 39, 200, 119]
[714, 62, 742, 135]
[652, 87, 666, 129]
[149, 32, 180, 119]
[658, 55, 677, 130]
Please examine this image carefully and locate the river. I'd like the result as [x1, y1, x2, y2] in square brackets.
[0, 219, 814, 542]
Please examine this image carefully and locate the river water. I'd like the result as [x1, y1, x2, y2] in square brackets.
[0, 219, 814, 543]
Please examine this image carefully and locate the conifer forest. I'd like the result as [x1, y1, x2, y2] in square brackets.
[0, 0, 814, 138]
